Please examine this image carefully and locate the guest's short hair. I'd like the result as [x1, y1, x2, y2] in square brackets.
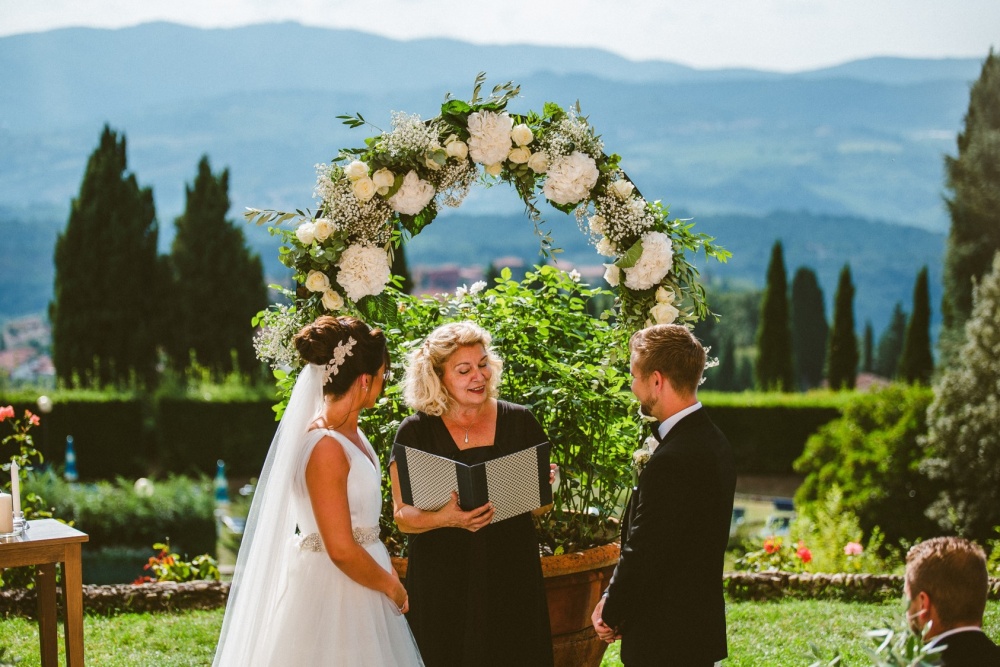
[293, 316, 388, 396]
[402, 321, 503, 416]
[905, 536, 988, 627]
[629, 324, 705, 396]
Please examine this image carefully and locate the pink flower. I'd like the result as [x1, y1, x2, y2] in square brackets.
[26, 411, 40, 426]
[796, 541, 813, 563]
[844, 541, 863, 556]
[0, 405, 14, 421]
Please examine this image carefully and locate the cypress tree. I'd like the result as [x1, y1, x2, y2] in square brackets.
[861, 322, 874, 374]
[754, 241, 795, 391]
[898, 266, 934, 384]
[50, 125, 159, 387]
[940, 50, 1000, 364]
[169, 156, 266, 376]
[789, 267, 828, 390]
[875, 303, 908, 379]
[826, 264, 858, 390]
[925, 251, 1000, 541]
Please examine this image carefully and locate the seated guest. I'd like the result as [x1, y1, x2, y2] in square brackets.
[905, 536, 1000, 666]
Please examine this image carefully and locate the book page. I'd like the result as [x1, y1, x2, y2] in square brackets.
[484, 447, 543, 522]
[403, 447, 459, 511]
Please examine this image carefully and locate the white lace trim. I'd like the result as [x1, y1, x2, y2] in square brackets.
[297, 527, 380, 552]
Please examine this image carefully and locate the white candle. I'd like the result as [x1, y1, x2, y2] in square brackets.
[10, 461, 20, 516]
[0, 493, 12, 533]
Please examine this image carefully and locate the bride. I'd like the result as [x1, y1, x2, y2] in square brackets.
[213, 315, 424, 666]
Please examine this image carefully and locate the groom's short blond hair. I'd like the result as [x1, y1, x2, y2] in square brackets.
[630, 324, 705, 397]
[905, 537, 988, 628]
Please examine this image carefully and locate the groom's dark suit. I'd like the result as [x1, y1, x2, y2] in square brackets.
[933, 629, 1000, 666]
[601, 407, 736, 666]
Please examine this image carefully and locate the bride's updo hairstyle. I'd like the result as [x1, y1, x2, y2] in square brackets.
[402, 321, 503, 416]
[293, 316, 389, 396]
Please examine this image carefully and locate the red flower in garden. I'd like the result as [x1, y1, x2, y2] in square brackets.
[795, 541, 812, 563]
[763, 537, 780, 554]
[26, 411, 40, 426]
[0, 405, 14, 421]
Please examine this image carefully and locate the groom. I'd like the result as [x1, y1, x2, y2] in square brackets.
[592, 324, 736, 666]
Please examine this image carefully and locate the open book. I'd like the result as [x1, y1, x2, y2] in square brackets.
[392, 442, 552, 523]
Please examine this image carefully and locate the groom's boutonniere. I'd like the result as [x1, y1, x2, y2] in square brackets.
[631, 435, 659, 486]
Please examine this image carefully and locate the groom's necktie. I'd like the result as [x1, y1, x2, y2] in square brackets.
[649, 422, 664, 444]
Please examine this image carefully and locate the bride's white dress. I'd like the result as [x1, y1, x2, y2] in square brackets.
[263, 428, 424, 666]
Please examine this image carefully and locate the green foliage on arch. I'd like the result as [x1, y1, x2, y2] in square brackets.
[247, 74, 728, 350]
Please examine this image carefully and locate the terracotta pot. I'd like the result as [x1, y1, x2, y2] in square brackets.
[392, 540, 620, 667]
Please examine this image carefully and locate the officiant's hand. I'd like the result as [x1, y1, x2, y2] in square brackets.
[442, 491, 494, 531]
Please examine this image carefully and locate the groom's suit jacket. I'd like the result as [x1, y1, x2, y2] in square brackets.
[934, 629, 1000, 666]
[602, 407, 736, 666]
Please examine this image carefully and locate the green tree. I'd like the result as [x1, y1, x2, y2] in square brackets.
[826, 264, 858, 390]
[168, 156, 266, 376]
[940, 50, 1000, 364]
[923, 251, 1000, 542]
[754, 241, 795, 391]
[897, 266, 934, 384]
[795, 384, 939, 549]
[713, 335, 737, 392]
[875, 303, 907, 379]
[861, 321, 874, 374]
[790, 267, 828, 390]
[50, 125, 159, 387]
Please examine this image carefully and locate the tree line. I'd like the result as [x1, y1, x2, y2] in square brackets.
[50, 126, 267, 388]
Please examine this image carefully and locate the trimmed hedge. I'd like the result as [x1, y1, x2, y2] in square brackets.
[1, 393, 842, 479]
[155, 398, 276, 478]
[706, 404, 841, 474]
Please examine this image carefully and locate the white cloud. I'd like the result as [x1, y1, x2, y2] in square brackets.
[1, 0, 997, 71]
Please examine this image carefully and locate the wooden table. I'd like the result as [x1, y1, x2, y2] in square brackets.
[0, 519, 89, 666]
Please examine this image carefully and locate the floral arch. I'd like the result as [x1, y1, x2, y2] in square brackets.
[247, 75, 729, 359]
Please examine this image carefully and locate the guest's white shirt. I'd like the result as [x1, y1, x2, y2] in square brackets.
[657, 402, 703, 441]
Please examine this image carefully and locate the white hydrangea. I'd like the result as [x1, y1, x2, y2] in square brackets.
[467, 111, 514, 165]
[336, 244, 392, 301]
[542, 151, 599, 206]
[388, 170, 435, 215]
[623, 231, 674, 291]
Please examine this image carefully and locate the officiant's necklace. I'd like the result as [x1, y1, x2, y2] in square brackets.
[447, 405, 487, 444]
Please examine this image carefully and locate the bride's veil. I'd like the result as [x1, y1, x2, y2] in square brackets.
[213, 364, 324, 666]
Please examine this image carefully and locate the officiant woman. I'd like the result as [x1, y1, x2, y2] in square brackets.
[389, 321, 554, 667]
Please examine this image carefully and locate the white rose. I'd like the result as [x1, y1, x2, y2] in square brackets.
[295, 222, 316, 245]
[304, 270, 330, 293]
[542, 151, 599, 206]
[603, 264, 620, 287]
[511, 123, 534, 147]
[596, 237, 617, 257]
[623, 231, 674, 291]
[484, 162, 503, 177]
[508, 147, 531, 164]
[467, 111, 513, 165]
[655, 286, 675, 304]
[372, 168, 395, 195]
[388, 170, 435, 215]
[312, 218, 334, 242]
[321, 289, 345, 311]
[445, 140, 469, 160]
[569, 269, 581, 282]
[352, 176, 377, 202]
[610, 179, 635, 199]
[650, 301, 680, 325]
[588, 215, 607, 235]
[469, 280, 487, 294]
[336, 244, 392, 301]
[344, 160, 369, 181]
[527, 151, 549, 174]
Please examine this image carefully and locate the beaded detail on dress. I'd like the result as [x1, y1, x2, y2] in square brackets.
[298, 527, 380, 551]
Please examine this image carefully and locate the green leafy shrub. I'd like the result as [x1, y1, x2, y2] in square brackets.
[793, 486, 888, 574]
[133, 541, 220, 584]
[26, 470, 216, 557]
[794, 384, 939, 550]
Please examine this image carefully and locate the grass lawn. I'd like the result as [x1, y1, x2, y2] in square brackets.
[1, 601, 997, 665]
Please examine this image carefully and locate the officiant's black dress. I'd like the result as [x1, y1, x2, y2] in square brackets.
[392, 401, 553, 667]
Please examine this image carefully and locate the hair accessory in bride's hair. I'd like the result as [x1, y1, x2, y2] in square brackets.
[322, 337, 357, 383]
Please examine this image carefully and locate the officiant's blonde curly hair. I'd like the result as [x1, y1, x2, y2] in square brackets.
[402, 321, 503, 416]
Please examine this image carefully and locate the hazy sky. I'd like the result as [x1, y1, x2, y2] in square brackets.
[2, 0, 997, 71]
